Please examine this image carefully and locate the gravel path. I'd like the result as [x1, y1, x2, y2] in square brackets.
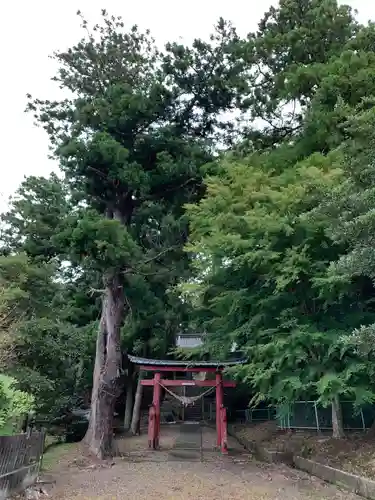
[47, 426, 361, 500]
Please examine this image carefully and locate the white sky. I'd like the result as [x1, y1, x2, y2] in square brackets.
[0, 0, 372, 213]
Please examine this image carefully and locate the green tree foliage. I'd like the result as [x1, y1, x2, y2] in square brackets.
[187, 151, 375, 435]
[1, 174, 70, 261]
[239, 0, 358, 146]
[311, 102, 375, 354]
[187, 154, 372, 395]
[0, 374, 34, 434]
[185, 0, 375, 437]
[0, 253, 59, 372]
[0, 176, 99, 417]
[0, 253, 95, 415]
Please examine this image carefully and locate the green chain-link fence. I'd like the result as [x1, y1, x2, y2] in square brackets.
[216, 401, 375, 431]
[277, 401, 375, 431]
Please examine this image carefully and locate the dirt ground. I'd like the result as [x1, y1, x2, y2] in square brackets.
[41, 425, 360, 499]
[233, 421, 375, 480]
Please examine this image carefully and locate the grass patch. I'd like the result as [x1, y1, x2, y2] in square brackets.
[44, 433, 64, 450]
[41, 441, 77, 472]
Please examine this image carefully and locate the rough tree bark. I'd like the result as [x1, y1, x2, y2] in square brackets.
[332, 395, 344, 438]
[131, 370, 143, 435]
[123, 375, 134, 431]
[83, 273, 124, 458]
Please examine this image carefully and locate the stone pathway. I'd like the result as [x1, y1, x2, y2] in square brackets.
[168, 422, 203, 461]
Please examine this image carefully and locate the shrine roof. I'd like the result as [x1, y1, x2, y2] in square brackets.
[128, 354, 246, 369]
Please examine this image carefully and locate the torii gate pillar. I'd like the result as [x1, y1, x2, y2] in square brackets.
[152, 372, 161, 448]
[216, 371, 223, 447]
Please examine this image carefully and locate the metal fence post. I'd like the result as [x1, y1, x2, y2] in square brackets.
[361, 409, 366, 431]
[314, 402, 320, 432]
[280, 415, 284, 429]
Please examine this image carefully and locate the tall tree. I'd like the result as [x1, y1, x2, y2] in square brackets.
[239, 0, 358, 146]
[313, 101, 375, 352]
[184, 2, 375, 437]
[1, 177, 99, 414]
[0, 253, 92, 414]
[28, 11, 248, 457]
[186, 149, 375, 436]
[0, 174, 70, 262]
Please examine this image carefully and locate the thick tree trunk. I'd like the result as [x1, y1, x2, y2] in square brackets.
[83, 273, 124, 458]
[123, 376, 133, 431]
[332, 396, 344, 438]
[130, 371, 143, 435]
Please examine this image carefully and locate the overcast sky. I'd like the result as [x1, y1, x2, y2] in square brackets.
[0, 0, 372, 212]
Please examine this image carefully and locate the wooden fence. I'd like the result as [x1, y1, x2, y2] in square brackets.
[0, 430, 45, 499]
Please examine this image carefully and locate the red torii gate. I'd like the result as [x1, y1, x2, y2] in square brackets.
[128, 355, 245, 454]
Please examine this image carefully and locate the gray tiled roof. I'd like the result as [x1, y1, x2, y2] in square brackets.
[128, 354, 246, 368]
